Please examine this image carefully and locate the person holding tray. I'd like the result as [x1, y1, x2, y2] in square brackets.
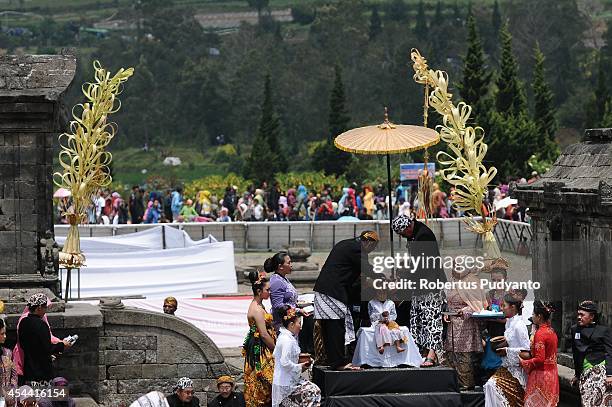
[443, 256, 488, 390]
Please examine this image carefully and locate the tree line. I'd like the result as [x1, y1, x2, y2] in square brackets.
[0, 0, 604, 182]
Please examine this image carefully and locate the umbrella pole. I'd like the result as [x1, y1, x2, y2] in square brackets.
[386, 154, 394, 259]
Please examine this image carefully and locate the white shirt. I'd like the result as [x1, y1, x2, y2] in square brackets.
[502, 314, 530, 387]
[253, 204, 263, 221]
[272, 327, 302, 406]
[95, 196, 105, 216]
[368, 299, 398, 325]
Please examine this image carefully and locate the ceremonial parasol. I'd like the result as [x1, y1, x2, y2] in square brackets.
[334, 108, 440, 253]
[53, 188, 71, 198]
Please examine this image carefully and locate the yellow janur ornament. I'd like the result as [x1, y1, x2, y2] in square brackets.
[53, 61, 134, 267]
[410, 49, 500, 259]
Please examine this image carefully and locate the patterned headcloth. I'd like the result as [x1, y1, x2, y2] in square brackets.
[164, 297, 178, 307]
[578, 300, 598, 315]
[392, 215, 413, 234]
[27, 293, 49, 307]
[217, 375, 235, 386]
[175, 377, 193, 390]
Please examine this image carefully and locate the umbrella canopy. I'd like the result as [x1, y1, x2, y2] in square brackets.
[334, 109, 439, 258]
[334, 110, 439, 155]
[53, 188, 71, 198]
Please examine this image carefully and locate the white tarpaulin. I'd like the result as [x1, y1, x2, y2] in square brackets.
[55, 226, 217, 252]
[124, 297, 260, 348]
[58, 226, 236, 298]
[61, 241, 236, 299]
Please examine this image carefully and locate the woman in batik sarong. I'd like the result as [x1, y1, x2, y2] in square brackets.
[520, 300, 559, 407]
[570, 300, 612, 407]
[443, 257, 488, 390]
[243, 270, 276, 407]
[484, 293, 531, 407]
[272, 306, 321, 407]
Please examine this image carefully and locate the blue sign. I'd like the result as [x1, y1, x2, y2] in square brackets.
[400, 163, 435, 181]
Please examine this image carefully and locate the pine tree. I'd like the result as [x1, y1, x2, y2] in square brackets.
[452, 0, 462, 27]
[434, 1, 444, 25]
[245, 75, 284, 183]
[414, 0, 428, 41]
[491, 0, 501, 34]
[457, 14, 491, 119]
[585, 58, 610, 129]
[385, 0, 409, 23]
[312, 66, 352, 176]
[329, 65, 350, 141]
[495, 23, 526, 116]
[369, 6, 382, 40]
[532, 44, 559, 162]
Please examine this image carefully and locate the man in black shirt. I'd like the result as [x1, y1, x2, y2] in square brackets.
[392, 215, 446, 367]
[207, 376, 245, 407]
[313, 230, 379, 370]
[167, 377, 200, 407]
[18, 293, 71, 384]
[570, 301, 612, 405]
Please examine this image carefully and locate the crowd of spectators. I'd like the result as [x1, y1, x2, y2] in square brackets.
[54, 173, 541, 225]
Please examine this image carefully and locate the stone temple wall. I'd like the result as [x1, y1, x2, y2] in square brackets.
[5, 302, 231, 406]
[0, 52, 76, 291]
[98, 304, 232, 406]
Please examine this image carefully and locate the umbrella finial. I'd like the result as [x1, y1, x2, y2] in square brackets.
[379, 107, 396, 130]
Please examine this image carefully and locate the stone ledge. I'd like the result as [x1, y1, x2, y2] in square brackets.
[101, 306, 224, 364]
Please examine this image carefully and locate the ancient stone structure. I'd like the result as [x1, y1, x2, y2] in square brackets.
[98, 300, 231, 406]
[515, 128, 612, 347]
[1, 53, 230, 406]
[0, 51, 76, 295]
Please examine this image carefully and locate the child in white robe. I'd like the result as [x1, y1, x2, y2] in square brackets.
[368, 290, 406, 354]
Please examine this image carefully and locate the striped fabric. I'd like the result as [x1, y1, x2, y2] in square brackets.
[313, 292, 355, 344]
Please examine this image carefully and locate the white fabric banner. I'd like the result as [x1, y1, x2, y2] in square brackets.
[55, 226, 217, 252]
[123, 297, 263, 348]
[61, 241, 237, 299]
[75, 296, 267, 348]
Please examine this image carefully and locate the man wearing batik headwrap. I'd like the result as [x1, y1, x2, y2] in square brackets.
[17, 293, 71, 384]
[570, 300, 612, 407]
[207, 376, 246, 407]
[313, 230, 379, 370]
[163, 297, 178, 315]
[392, 214, 447, 367]
[167, 377, 200, 407]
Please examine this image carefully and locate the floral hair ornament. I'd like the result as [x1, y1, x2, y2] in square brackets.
[283, 307, 298, 321]
[543, 301, 555, 314]
[255, 270, 267, 285]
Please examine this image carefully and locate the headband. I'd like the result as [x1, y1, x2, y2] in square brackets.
[392, 215, 413, 233]
[164, 297, 178, 307]
[578, 300, 598, 314]
[175, 377, 193, 390]
[217, 375, 235, 386]
[283, 307, 298, 321]
[360, 231, 379, 242]
[27, 293, 48, 307]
